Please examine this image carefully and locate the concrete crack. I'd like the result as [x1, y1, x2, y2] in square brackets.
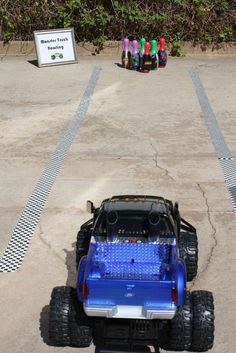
[38, 224, 65, 264]
[149, 140, 175, 181]
[38, 224, 77, 281]
[190, 183, 218, 288]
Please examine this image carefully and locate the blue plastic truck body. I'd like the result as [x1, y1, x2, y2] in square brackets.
[76, 196, 187, 320]
[48, 195, 214, 353]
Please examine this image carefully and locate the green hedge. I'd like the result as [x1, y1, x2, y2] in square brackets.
[0, 0, 235, 55]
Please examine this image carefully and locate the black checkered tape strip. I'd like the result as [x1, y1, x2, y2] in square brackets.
[189, 66, 236, 214]
[219, 159, 236, 213]
[0, 66, 101, 272]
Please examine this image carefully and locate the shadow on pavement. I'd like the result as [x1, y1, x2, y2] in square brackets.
[28, 59, 38, 67]
[64, 242, 77, 287]
[114, 62, 123, 68]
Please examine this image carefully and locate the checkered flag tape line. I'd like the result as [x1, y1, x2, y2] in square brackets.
[189, 66, 236, 214]
[0, 66, 102, 272]
[220, 159, 236, 212]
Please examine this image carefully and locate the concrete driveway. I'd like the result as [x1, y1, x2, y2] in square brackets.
[0, 55, 236, 353]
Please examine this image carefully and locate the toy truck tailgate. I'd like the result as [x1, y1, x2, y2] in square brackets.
[83, 241, 177, 319]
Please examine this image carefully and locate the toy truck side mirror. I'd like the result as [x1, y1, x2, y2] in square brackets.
[87, 200, 95, 213]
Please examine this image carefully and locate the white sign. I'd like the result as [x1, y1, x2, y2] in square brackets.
[34, 28, 78, 67]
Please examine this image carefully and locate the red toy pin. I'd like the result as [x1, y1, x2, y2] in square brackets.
[158, 37, 167, 68]
[141, 42, 152, 73]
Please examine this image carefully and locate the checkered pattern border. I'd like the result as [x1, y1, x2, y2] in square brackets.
[220, 159, 236, 213]
[0, 66, 101, 272]
[189, 66, 236, 213]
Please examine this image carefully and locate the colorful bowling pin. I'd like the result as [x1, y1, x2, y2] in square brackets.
[131, 40, 139, 70]
[121, 38, 131, 69]
[139, 38, 146, 70]
[150, 39, 158, 70]
[139, 38, 146, 55]
[158, 37, 167, 68]
[142, 42, 152, 73]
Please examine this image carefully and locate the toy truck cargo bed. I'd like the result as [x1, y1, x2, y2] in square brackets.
[88, 241, 172, 280]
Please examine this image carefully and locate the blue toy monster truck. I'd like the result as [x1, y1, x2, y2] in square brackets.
[48, 195, 214, 353]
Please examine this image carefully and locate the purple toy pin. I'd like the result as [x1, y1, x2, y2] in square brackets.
[131, 40, 139, 70]
[121, 38, 131, 69]
[132, 39, 139, 54]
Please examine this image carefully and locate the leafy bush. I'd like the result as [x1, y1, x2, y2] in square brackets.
[0, 0, 235, 54]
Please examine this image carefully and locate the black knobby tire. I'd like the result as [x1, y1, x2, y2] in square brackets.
[76, 227, 92, 269]
[160, 291, 192, 351]
[179, 231, 198, 281]
[189, 290, 214, 352]
[70, 289, 92, 347]
[49, 286, 92, 347]
[49, 286, 71, 346]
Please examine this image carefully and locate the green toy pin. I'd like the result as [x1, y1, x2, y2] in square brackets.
[139, 38, 146, 70]
[150, 39, 158, 70]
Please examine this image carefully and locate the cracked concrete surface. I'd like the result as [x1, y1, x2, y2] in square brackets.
[189, 183, 218, 289]
[149, 140, 175, 181]
[0, 56, 236, 353]
[38, 224, 65, 265]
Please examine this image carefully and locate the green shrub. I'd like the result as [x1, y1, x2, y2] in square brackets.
[0, 0, 235, 55]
